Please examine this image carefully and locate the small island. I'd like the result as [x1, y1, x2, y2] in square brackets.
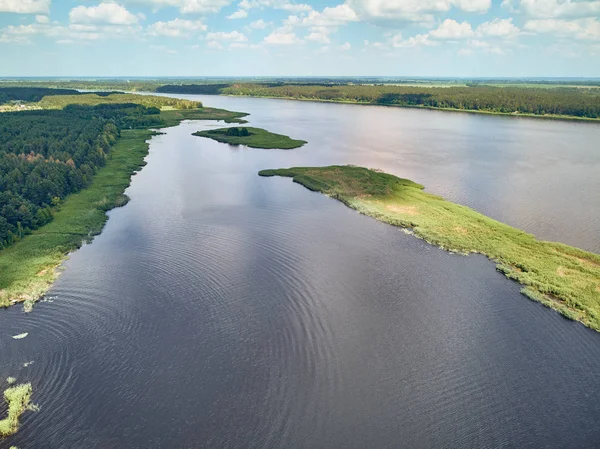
[193, 127, 307, 150]
[259, 165, 600, 332]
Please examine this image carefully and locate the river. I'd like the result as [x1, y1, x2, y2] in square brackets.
[2, 96, 600, 448]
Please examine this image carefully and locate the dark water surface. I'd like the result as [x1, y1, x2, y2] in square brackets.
[2, 100, 600, 448]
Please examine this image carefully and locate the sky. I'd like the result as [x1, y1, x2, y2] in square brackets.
[0, 0, 599, 77]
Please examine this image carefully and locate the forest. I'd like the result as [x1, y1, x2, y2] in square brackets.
[0, 103, 165, 249]
[2, 80, 599, 119]
[214, 84, 600, 118]
[0, 87, 81, 104]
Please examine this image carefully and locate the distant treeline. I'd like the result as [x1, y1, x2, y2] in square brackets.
[0, 103, 163, 249]
[0, 87, 127, 106]
[0, 87, 81, 104]
[156, 84, 231, 95]
[215, 84, 600, 118]
[145, 83, 600, 119]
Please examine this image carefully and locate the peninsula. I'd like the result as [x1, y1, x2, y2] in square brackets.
[259, 166, 600, 332]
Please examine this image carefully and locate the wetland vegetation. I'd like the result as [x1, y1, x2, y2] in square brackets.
[259, 165, 600, 331]
[193, 127, 306, 149]
[0, 383, 35, 437]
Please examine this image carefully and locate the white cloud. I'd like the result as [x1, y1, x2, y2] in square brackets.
[148, 18, 207, 36]
[1, 13, 142, 44]
[0, 33, 31, 43]
[453, 0, 491, 12]
[239, 0, 311, 12]
[506, 0, 600, 19]
[282, 4, 358, 44]
[306, 30, 330, 42]
[123, 0, 234, 14]
[392, 32, 436, 47]
[524, 18, 600, 40]
[346, 0, 490, 24]
[207, 40, 223, 48]
[429, 19, 473, 39]
[249, 19, 269, 28]
[466, 38, 507, 54]
[297, 4, 357, 27]
[228, 9, 248, 18]
[0, 0, 49, 14]
[206, 30, 248, 41]
[476, 17, 520, 37]
[35, 15, 49, 23]
[263, 30, 301, 44]
[340, 41, 351, 49]
[280, 2, 312, 11]
[458, 47, 473, 55]
[70, 3, 139, 25]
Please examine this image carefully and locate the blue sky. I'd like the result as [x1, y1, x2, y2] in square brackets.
[0, 0, 599, 77]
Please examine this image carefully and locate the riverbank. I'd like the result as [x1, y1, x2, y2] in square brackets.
[193, 126, 306, 149]
[222, 94, 600, 123]
[0, 107, 247, 310]
[259, 166, 600, 332]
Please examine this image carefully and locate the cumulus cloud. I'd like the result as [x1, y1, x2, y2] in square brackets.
[476, 17, 520, 37]
[0, 0, 49, 14]
[238, 0, 311, 12]
[282, 4, 357, 45]
[429, 19, 474, 39]
[524, 17, 600, 40]
[206, 30, 248, 41]
[228, 9, 248, 18]
[35, 15, 49, 23]
[249, 19, 270, 28]
[70, 3, 139, 25]
[504, 0, 600, 19]
[263, 30, 301, 44]
[147, 18, 207, 36]
[392, 32, 436, 47]
[123, 0, 234, 14]
[306, 29, 330, 42]
[345, 0, 490, 25]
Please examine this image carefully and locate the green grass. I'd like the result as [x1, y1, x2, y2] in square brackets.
[0, 383, 34, 437]
[259, 165, 600, 332]
[193, 127, 306, 149]
[0, 106, 248, 309]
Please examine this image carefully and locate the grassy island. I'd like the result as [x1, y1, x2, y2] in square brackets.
[0, 383, 35, 437]
[259, 165, 600, 332]
[193, 127, 306, 149]
[0, 90, 247, 309]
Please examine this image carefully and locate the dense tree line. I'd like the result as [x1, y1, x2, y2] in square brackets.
[0, 87, 81, 105]
[215, 84, 600, 118]
[0, 104, 162, 249]
[156, 84, 231, 95]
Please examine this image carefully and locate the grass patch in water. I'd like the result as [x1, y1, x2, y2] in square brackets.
[0, 383, 35, 437]
[193, 127, 306, 149]
[259, 165, 600, 332]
